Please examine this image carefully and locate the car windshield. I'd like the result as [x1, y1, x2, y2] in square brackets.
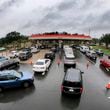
[12, 71, 22, 78]
[63, 81, 82, 87]
[65, 56, 75, 60]
[36, 61, 44, 65]
[92, 53, 96, 56]
[19, 53, 26, 56]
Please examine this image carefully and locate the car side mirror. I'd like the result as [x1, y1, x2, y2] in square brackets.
[80, 71, 84, 74]
[16, 77, 20, 80]
[15, 77, 19, 80]
[108, 56, 110, 59]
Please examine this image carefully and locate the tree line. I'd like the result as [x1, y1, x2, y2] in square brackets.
[92, 33, 110, 48]
[0, 31, 110, 49]
[0, 31, 28, 48]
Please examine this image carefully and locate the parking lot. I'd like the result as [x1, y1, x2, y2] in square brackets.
[0, 49, 110, 110]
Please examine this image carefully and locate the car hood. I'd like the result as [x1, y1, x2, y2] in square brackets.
[101, 59, 110, 65]
[33, 64, 45, 68]
[21, 72, 34, 80]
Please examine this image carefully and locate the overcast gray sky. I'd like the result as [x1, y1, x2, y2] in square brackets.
[0, 0, 110, 38]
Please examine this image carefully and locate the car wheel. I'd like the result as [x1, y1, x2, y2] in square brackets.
[0, 87, 3, 92]
[61, 92, 65, 96]
[23, 82, 30, 88]
[74, 64, 76, 68]
[46, 67, 49, 72]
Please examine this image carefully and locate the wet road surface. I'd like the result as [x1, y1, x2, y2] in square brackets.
[0, 50, 110, 110]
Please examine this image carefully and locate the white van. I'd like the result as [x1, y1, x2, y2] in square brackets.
[80, 46, 89, 53]
[64, 47, 74, 56]
[64, 47, 76, 70]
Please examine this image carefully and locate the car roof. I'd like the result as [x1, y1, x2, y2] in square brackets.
[45, 51, 53, 54]
[65, 68, 81, 82]
[11, 50, 17, 52]
[89, 50, 96, 53]
[0, 70, 17, 76]
[20, 51, 28, 53]
[37, 59, 49, 62]
[0, 56, 6, 59]
[65, 54, 75, 58]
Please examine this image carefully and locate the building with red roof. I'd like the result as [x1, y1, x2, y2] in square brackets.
[29, 33, 92, 41]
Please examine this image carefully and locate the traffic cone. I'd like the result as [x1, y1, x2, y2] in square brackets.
[29, 59, 33, 65]
[106, 82, 110, 89]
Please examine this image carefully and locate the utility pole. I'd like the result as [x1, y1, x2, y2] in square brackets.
[89, 28, 91, 36]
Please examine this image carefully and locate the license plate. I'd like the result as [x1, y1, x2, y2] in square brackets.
[69, 89, 74, 92]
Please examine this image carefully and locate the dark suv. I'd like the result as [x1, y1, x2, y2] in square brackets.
[19, 51, 32, 61]
[44, 51, 55, 61]
[61, 68, 83, 96]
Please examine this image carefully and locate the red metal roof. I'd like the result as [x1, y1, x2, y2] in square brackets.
[30, 34, 92, 40]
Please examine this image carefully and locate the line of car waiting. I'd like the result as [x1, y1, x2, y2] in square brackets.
[62, 45, 84, 97]
[79, 45, 104, 62]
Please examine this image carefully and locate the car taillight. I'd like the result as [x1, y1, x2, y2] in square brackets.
[80, 87, 83, 93]
[61, 85, 63, 91]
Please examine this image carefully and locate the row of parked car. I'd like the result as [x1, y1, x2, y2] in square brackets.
[79, 45, 110, 72]
[79, 45, 104, 62]
[0, 46, 42, 92]
[9, 46, 40, 60]
[0, 55, 34, 92]
[0, 46, 59, 92]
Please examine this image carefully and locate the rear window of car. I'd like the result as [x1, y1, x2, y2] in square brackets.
[65, 56, 75, 60]
[63, 81, 82, 87]
[36, 61, 44, 65]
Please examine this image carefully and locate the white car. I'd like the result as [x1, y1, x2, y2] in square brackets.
[63, 45, 70, 51]
[33, 59, 51, 74]
[80, 46, 89, 53]
[31, 47, 40, 53]
[64, 47, 74, 56]
[9, 51, 19, 58]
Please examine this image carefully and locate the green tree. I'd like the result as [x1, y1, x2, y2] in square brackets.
[0, 31, 28, 48]
[100, 34, 110, 48]
[92, 38, 99, 44]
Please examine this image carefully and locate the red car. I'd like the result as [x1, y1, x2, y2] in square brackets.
[100, 59, 110, 71]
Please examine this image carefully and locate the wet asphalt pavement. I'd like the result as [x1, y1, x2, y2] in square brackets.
[0, 50, 110, 110]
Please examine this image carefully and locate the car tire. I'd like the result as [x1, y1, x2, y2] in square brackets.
[77, 94, 81, 98]
[46, 67, 49, 72]
[23, 82, 30, 88]
[74, 64, 76, 68]
[61, 92, 65, 96]
[0, 87, 3, 92]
